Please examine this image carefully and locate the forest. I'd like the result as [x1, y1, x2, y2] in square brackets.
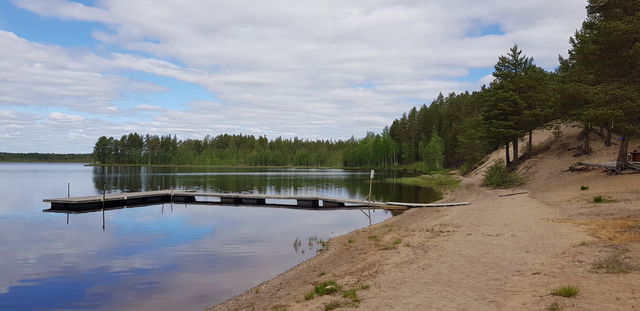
[91, 0, 639, 171]
[0, 152, 91, 163]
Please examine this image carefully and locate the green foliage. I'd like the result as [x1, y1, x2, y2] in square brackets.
[323, 300, 343, 311]
[559, 0, 640, 161]
[92, 133, 347, 167]
[0, 152, 91, 163]
[592, 196, 615, 203]
[482, 162, 524, 188]
[314, 280, 341, 296]
[342, 131, 399, 167]
[421, 131, 445, 171]
[304, 291, 315, 300]
[342, 289, 360, 302]
[389, 173, 460, 200]
[580, 186, 589, 191]
[551, 285, 580, 297]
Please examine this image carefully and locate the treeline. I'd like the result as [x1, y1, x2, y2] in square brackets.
[0, 152, 91, 163]
[349, 0, 640, 170]
[93, 0, 639, 170]
[92, 133, 348, 166]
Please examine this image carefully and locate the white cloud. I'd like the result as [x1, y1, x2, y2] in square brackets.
[48, 111, 87, 123]
[2, 0, 588, 152]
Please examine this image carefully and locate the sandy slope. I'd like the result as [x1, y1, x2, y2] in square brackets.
[209, 126, 640, 311]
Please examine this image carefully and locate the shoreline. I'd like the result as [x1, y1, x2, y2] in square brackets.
[209, 127, 640, 311]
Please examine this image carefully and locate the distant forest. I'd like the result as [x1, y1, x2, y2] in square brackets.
[93, 0, 639, 171]
[0, 152, 91, 163]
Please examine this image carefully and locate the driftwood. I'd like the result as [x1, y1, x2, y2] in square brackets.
[498, 191, 528, 197]
[567, 161, 640, 174]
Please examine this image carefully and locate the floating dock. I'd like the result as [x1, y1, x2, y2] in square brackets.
[43, 190, 470, 213]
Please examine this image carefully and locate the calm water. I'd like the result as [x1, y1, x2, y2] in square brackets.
[0, 163, 437, 311]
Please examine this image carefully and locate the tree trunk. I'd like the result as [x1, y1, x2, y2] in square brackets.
[505, 143, 511, 167]
[617, 134, 629, 164]
[583, 127, 590, 154]
[512, 138, 519, 165]
[605, 126, 612, 147]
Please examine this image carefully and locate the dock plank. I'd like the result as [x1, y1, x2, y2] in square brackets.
[44, 190, 470, 212]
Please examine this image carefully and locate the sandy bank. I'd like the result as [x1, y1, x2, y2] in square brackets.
[210, 126, 640, 311]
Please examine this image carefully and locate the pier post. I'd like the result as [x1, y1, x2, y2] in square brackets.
[367, 170, 374, 226]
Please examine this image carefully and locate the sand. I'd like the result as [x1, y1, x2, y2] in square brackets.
[209, 126, 640, 311]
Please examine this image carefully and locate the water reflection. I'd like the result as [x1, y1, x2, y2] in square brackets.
[0, 164, 436, 311]
[91, 166, 439, 203]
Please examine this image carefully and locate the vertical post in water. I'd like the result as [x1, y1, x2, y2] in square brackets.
[102, 182, 106, 230]
[66, 213, 69, 225]
[367, 170, 374, 226]
[67, 182, 70, 198]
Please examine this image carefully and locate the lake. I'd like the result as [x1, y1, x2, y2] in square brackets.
[0, 163, 438, 311]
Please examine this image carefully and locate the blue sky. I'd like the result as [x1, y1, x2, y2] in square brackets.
[0, 0, 586, 153]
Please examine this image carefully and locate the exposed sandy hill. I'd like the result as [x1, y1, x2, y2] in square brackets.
[210, 125, 640, 311]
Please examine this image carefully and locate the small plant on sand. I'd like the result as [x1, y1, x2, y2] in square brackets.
[592, 196, 616, 203]
[546, 301, 562, 311]
[593, 248, 633, 274]
[380, 238, 403, 250]
[482, 162, 524, 188]
[348, 239, 354, 244]
[367, 235, 379, 241]
[324, 300, 344, 311]
[342, 289, 360, 302]
[551, 285, 580, 297]
[304, 291, 315, 300]
[580, 185, 589, 191]
[314, 280, 341, 296]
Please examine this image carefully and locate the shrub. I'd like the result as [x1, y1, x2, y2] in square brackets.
[592, 196, 615, 203]
[593, 249, 633, 273]
[342, 289, 360, 302]
[324, 300, 343, 311]
[482, 162, 524, 188]
[551, 285, 580, 297]
[314, 280, 341, 296]
[304, 291, 315, 300]
[580, 186, 589, 191]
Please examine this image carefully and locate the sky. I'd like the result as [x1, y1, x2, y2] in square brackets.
[0, 0, 587, 153]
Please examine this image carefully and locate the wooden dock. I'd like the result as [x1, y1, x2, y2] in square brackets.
[43, 190, 470, 213]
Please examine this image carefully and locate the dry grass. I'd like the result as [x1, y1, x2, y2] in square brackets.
[554, 218, 640, 244]
[593, 248, 634, 274]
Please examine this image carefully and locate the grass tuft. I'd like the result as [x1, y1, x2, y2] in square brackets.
[580, 185, 589, 191]
[323, 300, 343, 311]
[482, 162, 524, 188]
[304, 291, 315, 300]
[546, 302, 562, 311]
[593, 248, 633, 273]
[592, 195, 616, 203]
[314, 280, 341, 296]
[387, 172, 460, 200]
[342, 289, 360, 302]
[551, 285, 580, 297]
[367, 235, 379, 241]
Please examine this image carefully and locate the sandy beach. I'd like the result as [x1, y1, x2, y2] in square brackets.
[210, 126, 640, 311]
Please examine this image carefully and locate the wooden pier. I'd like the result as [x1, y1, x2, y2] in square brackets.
[43, 190, 470, 213]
